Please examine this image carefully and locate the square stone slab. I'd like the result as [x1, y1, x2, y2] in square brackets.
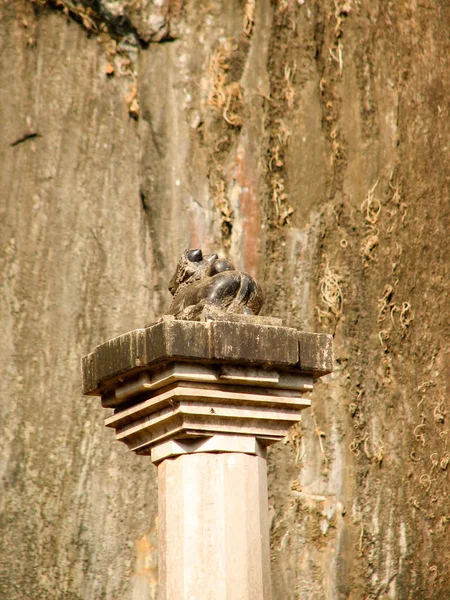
[81, 318, 333, 396]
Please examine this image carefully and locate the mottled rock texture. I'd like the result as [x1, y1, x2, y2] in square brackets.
[1, 1, 449, 599]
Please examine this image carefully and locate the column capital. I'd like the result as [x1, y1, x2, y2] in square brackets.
[81, 317, 333, 460]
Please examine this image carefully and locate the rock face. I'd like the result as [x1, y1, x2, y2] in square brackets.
[1, 1, 449, 599]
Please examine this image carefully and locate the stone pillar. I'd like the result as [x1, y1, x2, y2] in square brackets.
[81, 317, 333, 599]
[158, 449, 270, 599]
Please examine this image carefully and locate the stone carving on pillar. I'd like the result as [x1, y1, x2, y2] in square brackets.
[81, 247, 334, 600]
[166, 248, 264, 320]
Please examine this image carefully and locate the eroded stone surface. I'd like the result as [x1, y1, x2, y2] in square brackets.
[81, 319, 334, 395]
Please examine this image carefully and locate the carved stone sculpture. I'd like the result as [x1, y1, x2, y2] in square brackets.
[166, 248, 263, 319]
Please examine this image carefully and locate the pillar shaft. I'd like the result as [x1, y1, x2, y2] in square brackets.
[158, 450, 271, 600]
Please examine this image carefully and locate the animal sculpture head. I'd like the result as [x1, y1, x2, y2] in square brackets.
[168, 248, 233, 296]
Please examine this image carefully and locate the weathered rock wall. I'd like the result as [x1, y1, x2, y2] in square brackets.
[0, 1, 448, 599]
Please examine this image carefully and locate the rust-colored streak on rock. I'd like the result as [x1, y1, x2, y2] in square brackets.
[226, 143, 261, 278]
[128, 531, 158, 598]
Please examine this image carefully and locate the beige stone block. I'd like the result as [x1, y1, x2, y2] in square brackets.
[151, 433, 268, 464]
[109, 397, 309, 454]
[106, 382, 310, 429]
